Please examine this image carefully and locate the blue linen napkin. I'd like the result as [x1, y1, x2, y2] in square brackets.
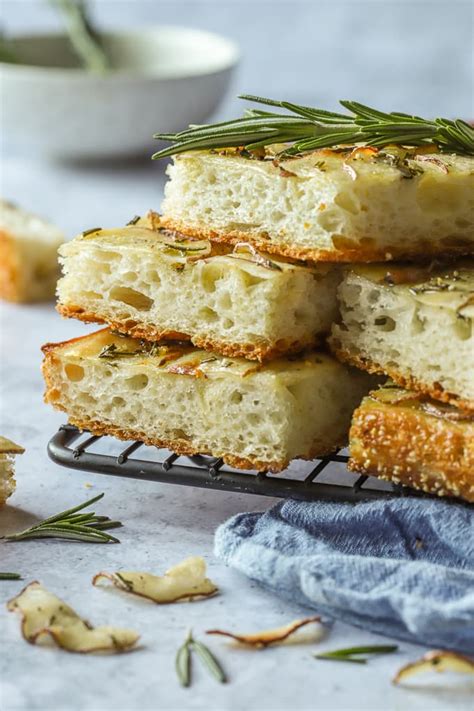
[214, 497, 474, 653]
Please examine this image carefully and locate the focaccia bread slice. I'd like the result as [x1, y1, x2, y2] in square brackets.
[330, 261, 474, 412]
[0, 199, 64, 302]
[161, 146, 474, 263]
[0, 436, 24, 505]
[57, 213, 340, 362]
[348, 384, 474, 503]
[42, 329, 375, 472]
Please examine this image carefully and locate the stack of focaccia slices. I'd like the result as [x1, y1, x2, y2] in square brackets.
[43, 101, 474, 502]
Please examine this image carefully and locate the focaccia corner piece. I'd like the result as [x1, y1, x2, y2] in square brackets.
[57, 213, 340, 362]
[348, 384, 474, 503]
[42, 329, 375, 472]
[330, 261, 474, 412]
[0, 199, 65, 303]
[161, 147, 474, 263]
[0, 436, 24, 505]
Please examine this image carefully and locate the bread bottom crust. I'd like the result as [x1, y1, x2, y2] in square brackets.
[331, 345, 474, 414]
[160, 216, 474, 265]
[349, 399, 474, 503]
[51, 411, 344, 473]
[56, 303, 319, 363]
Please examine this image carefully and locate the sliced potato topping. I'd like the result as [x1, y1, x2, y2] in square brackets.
[93, 556, 218, 604]
[7, 581, 139, 653]
[206, 616, 322, 648]
[393, 650, 474, 685]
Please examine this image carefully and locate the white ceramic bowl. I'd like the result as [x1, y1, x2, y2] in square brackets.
[0, 27, 239, 160]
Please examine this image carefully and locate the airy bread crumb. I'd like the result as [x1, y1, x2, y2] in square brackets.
[0, 200, 64, 303]
[0, 436, 24, 506]
[57, 215, 340, 361]
[161, 147, 474, 263]
[330, 261, 474, 412]
[42, 328, 376, 472]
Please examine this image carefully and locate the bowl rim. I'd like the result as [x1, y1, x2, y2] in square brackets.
[0, 25, 240, 79]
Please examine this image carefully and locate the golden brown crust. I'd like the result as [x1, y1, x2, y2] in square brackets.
[41, 343, 345, 473]
[56, 303, 319, 363]
[348, 396, 474, 502]
[160, 216, 474, 265]
[330, 344, 474, 414]
[0, 229, 22, 302]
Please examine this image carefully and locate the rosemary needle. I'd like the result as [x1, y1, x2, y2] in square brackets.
[176, 631, 227, 687]
[190, 639, 227, 684]
[176, 630, 192, 687]
[153, 96, 474, 159]
[0, 572, 21, 580]
[49, 0, 110, 73]
[2, 493, 122, 544]
[315, 645, 398, 664]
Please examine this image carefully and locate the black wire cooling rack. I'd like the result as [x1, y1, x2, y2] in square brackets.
[47, 424, 419, 503]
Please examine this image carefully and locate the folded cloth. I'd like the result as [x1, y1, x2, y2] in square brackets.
[214, 497, 474, 653]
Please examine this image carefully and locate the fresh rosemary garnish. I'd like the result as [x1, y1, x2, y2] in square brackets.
[126, 215, 141, 226]
[0, 33, 19, 64]
[0, 572, 21, 580]
[163, 243, 208, 253]
[2, 493, 121, 544]
[81, 226, 102, 237]
[49, 0, 110, 73]
[98, 343, 138, 360]
[314, 645, 398, 664]
[98, 341, 167, 361]
[176, 630, 227, 687]
[153, 96, 474, 159]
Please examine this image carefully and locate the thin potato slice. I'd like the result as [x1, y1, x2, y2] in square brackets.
[92, 556, 218, 603]
[7, 581, 139, 653]
[393, 650, 474, 685]
[206, 616, 322, 648]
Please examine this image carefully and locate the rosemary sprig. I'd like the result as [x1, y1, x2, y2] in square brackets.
[2, 493, 121, 544]
[0, 33, 20, 64]
[0, 572, 21, 580]
[50, 0, 110, 73]
[314, 645, 398, 664]
[153, 96, 474, 159]
[176, 630, 227, 687]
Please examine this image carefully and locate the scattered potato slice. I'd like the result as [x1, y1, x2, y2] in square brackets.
[92, 556, 218, 603]
[206, 616, 322, 648]
[7, 581, 139, 653]
[393, 650, 474, 684]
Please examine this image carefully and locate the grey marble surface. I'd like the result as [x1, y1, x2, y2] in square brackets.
[1, 2, 473, 709]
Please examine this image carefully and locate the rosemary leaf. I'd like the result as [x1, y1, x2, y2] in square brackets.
[36, 493, 105, 526]
[50, 0, 110, 73]
[152, 96, 474, 159]
[315, 655, 367, 664]
[0, 572, 21, 580]
[176, 631, 193, 687]
[315, 644, 398, 663]
[0, 34, 20, 64]
[2, 493, 121, 544]
[176, 631, 227, 687]
[190, 639, 227, 684]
